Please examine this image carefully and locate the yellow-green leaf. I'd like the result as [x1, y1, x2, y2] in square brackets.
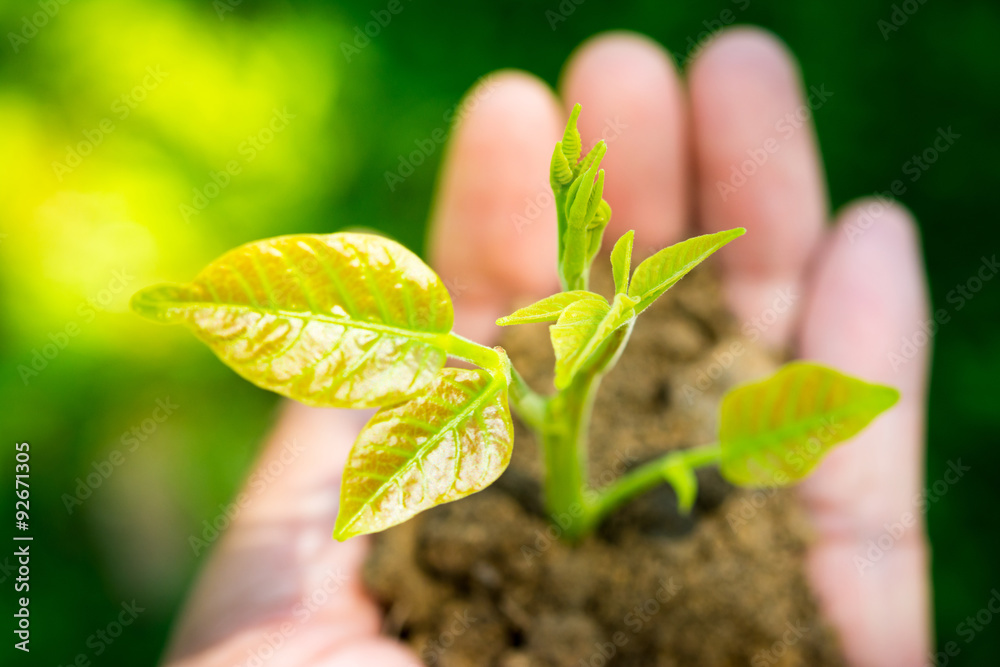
[496, 291, 605, 326]
[719, 362, 900, 487]
[550, 293, 637, 389]
[131, 233, 453, 409]
[662, 457, 698, 514]
[334, 367, 513, 539]
[610, 230, 634, 295]
[628, 228, 745, 314]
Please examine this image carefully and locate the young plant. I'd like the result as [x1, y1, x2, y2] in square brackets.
[131, 104, 899, 542]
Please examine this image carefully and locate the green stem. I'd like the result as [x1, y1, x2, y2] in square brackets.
[507, 365, 548, 431]
[540, 324, 634, 540]
[441, 333, 500, 371]
[444, 333, 549, 431]
[581, 443, 721, 533]
[541, 370, 600, 540]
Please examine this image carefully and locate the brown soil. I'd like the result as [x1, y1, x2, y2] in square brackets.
[363, 264, 844, 666]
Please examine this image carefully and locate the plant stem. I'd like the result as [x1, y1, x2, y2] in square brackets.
[507, 365, 548, 431]
[581, 442, 722, 533]
[538, 324, 633, 540]
[540, 370, 600, 540]
[441, 333, 500, 371]
[444, 333, 549, 430]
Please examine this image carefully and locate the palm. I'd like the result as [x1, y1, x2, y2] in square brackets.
[165, 29, 930, 667]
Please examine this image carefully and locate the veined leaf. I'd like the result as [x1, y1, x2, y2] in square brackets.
[131, 233, 453, 409]
[496, 291, 605, 326]
[628, 228, 745, 314]
[719, 362, 900, 487]
[334, 367, 514, 539]
[610, 230, 634, 295]
[551, 293, 637, 389]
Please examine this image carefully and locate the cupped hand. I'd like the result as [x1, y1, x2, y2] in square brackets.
[164, 28, 931, 667]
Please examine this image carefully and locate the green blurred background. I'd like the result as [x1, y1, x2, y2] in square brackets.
[1, 0, 997, 664]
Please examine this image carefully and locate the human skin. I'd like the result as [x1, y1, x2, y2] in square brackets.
[164, 28, 931, 667]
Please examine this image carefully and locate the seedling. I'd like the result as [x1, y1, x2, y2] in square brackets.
[132, 105, 899, 542]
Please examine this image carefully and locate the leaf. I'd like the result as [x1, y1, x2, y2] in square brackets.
[334, 367, 514, 539]
[719, 362, 900, 487]
[662, 457, 698, 514]
[610, 230, 634, 295]
[559, 141, 608, 291]
[496, 291, 605, 326]
[561, 103, 583, 165]
[550, 293, 637, 389]
[131, 233, 453, 409]
[627, 228, 745, 314]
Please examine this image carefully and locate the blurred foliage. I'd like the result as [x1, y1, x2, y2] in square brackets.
[0, 0, 997, 664]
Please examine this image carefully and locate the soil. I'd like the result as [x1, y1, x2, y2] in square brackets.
[363, 264, 845, 666]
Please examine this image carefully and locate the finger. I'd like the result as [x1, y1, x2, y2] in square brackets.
[560, 31, 688, 252]
[169, 73, 564, 665]
[689, 27, 828, 346]
[428, 71, 563, 342]
[166, 403, 420, 666]
[798, 201, 931, 666]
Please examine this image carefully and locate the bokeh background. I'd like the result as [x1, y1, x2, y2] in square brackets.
[1, 0, 997, 664]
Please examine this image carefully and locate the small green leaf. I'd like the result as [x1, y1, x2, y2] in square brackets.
[662, 457, 698, 514]
[550, 141, 573, 187]
[551, 299, 609, 389]
[567, 151, 606, 232]
[334, 367, 514, 539]
[131, 233, 453, 409]
[577, 140, 607, 178]
[610, 231, 634, 295]
[719, 362, 900, 487]
[551, 293, 637, 389]
[552, 105, 615, 292]
[561, 103, 583, 165]
[496, 291, 605, 326]
[628, 228, 745, 314]
[559, 142, 610, 292]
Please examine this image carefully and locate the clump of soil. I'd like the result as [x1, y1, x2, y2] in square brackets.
[363, 265, 844, 666]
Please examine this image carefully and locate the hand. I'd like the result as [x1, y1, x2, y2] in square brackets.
[163, 28, 930, 667]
